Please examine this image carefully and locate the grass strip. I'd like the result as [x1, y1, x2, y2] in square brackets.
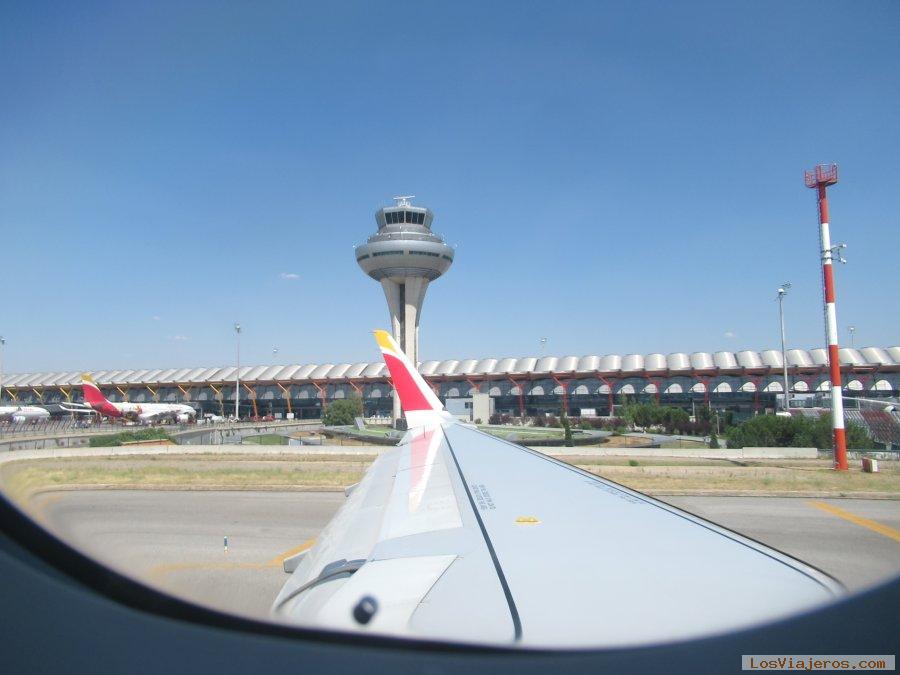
[1, 454, 896, 505]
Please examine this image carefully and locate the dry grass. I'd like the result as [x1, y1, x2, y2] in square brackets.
[576, 461, 900, 495]
[1, 453, 897, 504]
[0, 455, 369, 505]
[598, 436, 655, 447]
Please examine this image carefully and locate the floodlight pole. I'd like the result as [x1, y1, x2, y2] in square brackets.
[234, 323, 242, 421]
[777, 284, 791, 411]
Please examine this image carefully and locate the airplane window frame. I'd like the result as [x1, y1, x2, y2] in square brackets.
[1, 484, 898, 666]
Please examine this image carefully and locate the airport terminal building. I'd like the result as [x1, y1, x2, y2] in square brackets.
[2, 346, 898, 421]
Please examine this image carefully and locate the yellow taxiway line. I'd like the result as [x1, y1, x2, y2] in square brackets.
[148, 538, 317, 583]
[265, 538, 316, 567]
[808, 501, 900, 544]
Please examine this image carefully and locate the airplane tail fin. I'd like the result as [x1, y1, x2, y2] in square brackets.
[81, 373, 110, 407]
[373, 330, 450, 428]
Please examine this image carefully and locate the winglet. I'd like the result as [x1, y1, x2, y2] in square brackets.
[373, 330, 449, 427]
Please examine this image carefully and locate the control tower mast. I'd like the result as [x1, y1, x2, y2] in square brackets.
[356, 197, 454, 423]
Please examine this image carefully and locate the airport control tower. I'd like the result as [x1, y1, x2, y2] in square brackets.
[356, 196, 454, 423]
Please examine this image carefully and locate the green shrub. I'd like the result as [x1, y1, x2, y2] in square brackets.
[622, 403, 691, 434]
[89, 428, 170, 447]
[322, 397, 364, 427]
[725, 413, 870, 449]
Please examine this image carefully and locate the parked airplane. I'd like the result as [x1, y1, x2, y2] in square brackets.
[272, 331, 842, 647]
[63, 374, 196, 424]
[0, 405, 50, 423]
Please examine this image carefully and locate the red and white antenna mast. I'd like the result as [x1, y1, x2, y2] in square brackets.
[804, 163, 848, 471]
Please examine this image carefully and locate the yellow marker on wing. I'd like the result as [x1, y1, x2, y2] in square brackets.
[516, 516, 541, 525]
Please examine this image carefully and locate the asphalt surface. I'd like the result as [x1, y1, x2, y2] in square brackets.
[32, 490, 345, 619]
[663, 496, 900, 591]
[31, 490, 900, 621]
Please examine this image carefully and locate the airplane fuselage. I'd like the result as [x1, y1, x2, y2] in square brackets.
[85, 400, 196, 423]
[0, 405, 51, 423]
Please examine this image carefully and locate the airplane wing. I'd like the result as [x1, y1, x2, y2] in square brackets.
[57, 403, 98, 415]
[273, 331, 841, 648]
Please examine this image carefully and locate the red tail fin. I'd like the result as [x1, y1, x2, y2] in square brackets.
[81, 373, 110, 406]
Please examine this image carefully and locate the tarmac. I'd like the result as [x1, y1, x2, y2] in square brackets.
[29, 489, 900, 622]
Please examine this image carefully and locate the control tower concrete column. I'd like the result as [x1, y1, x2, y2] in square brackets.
[355, 197, 454, 424]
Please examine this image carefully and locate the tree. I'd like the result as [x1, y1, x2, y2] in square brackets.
[708, 431, 719, 449]
[560, 408, 574, 447]
[725, 413, 871, 449]
[322, 397, 363, 427]
[622, 403, 690, 433]
[801, 415, 870, 449]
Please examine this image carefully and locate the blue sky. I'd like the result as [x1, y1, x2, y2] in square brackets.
[1, 1, 898, 374]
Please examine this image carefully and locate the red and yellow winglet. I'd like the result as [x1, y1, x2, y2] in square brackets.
[374, 330, 450, 427]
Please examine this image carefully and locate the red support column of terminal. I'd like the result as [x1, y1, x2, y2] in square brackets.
[551, 375, 569, 414]
[643, 376, 662, 404]
[507, 377, 526, 418]
[750, 377, 762, 412]
[697, 377, 711, 407]
[597, 375, 616, 416]
[805, 164, 848, 471]
[311, 381, 328, 412]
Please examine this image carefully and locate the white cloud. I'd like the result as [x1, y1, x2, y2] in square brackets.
[724, 331, 736, 339]
[169, 335, 189, 342]
[152, 315, 161, 321]
[279, 272, 300, 280]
